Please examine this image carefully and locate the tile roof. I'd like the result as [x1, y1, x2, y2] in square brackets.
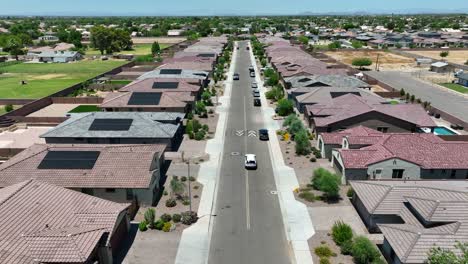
[0, 144, 165, 188]
[100, 91, 193, 109]
[339, 133, 468, 169]
[0, 179, 128, 264]
[41, 112, 182, 139]
[158, 61, 213, 72]
[285, 75, 371, 89]
[306, 93, 436, 128]
[350, 181, 468, 263]
[137, 69, 209, 81]
[295, 87, 382, 105]
[119, 78, 201, 93]
[320, 126, 382, 145]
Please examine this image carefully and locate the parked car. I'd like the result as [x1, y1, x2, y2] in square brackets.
[233, 73, 240, 80]
[251, 82, 258, 88]
[244, 154, 257, 169]
[249, 66, 254, 73]
[259, 129, 269, 140]
[252, 89, 260, 97]
[250, 71, 255, 78]
[246, 47, 250, 50]
[254, 98, 261, 106]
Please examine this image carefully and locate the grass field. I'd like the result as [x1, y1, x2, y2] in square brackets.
[68, 104, 100, 113]
[0, 60, 127, 99]
[86, 43, 170, 56]
[440, 83, 468, 94]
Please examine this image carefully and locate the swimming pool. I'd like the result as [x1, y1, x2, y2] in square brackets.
[433, 126, 458, 135]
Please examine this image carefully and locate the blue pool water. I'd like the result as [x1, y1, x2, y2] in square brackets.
[433, 127, 457, 135]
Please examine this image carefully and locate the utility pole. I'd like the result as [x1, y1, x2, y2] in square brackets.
[375, 54, 380, 71]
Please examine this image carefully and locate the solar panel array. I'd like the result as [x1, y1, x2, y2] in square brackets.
[159, 69, 182, 75]
[38, 151, 101, 170]
[89, 118, 133, 131]
[128, 92, 162, 105]
[152, 82, 179, 89]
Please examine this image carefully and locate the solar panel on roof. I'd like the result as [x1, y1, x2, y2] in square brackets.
[197, 53, 215, 58]
[89, 119, 133, 131]
[152, 82, 179, 89]
[160, 69, 182, 75]
[128, 92, 162, 105]
[38, 151, 100, 170]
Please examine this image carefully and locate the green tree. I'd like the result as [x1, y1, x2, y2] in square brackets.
[195, 101, 207, 117]
[287, 119, 305, 135]
[351, 236, 381, 264]
[318, 173, 341, 200]
[427, 242, 468, 264]
[351, 40, 363, 49]
[294, 129, 311, 155]
[4, 105, 13, 113]
[283, 114, 299, 127]
[151, 41, 161, 56]
[90, 26, 113, 55]
[276, 99, 294, 116]
[399, 88, 406, 97]
[328, 41, 341, 50]
[297, 35, 309, 46]
[4, 36, 24, 60]
[352, 57, 372, 70]
[440, 51, 449, 60]
[331, 221, 353, 246]
[266, 72, 279, 86]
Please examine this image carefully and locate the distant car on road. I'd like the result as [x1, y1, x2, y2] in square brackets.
[244, 154, 257, 169]
[251, 82, 258, 88]
[259, 129, 269, 140]
[249, 66, 254, 73]
[246, 46, 250, 50]
[233, 73, 240, 80]
[250, 71, 255, 78]
[252, 89, 260, 97]
[253, 98, 261, 106]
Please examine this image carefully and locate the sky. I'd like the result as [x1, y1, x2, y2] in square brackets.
[0, 0, 467, 16]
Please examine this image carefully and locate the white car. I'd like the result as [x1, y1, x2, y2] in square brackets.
[244, 154, 257, 169]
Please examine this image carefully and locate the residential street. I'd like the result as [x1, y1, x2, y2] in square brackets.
[208, 41, 292, 264]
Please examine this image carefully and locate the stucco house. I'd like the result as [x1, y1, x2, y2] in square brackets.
[0, 144, 166, 206]
[40, 112, 184, 151]
[332, 133, 468, 183]
[304, 94, 436, 133]
[37, 50, 82, 63]
[456, 72, 468, 87]
[0, 179, 130, 264]
[317, 126, 382, 160]
[350, 180, 468, 264]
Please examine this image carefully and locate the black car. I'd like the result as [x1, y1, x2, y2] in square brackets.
[259, 129, 269, 140]
[233, 73, 239, 80]
[254, 98, 261, 106]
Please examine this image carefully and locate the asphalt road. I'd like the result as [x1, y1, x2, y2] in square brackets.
[208, 41, 291, 264]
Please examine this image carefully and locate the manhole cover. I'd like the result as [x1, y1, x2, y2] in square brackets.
[231, 152, 240, 156]
[270, 190, 278, 195]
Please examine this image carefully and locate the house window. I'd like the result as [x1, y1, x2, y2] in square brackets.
[451, 170, 456, 178]
[374, 169, 383, 179]
[430, 169, 434, 174]
[126, 189, 134, 200]
[392, 169, 404, 179]
[377, 127, 389, 133]
[105, 188, 116, 193]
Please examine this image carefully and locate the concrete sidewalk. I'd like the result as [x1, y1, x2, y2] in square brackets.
[174, 44, 238, 264]
[249, 43, 315, 264]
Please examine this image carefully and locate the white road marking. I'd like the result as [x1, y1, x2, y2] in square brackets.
[244, 96, 251, 230]
[247, 130, 257, 137]
[235, 130, 245, 136]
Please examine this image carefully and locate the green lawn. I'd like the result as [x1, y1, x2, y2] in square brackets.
[440, 83, 468, 94]
[86, 43, 170, 56]
[109, 79, 133, 85]
[68, 104, 100, 113]
[0, 60, 127, 99]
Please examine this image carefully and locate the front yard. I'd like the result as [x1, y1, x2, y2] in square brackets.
[439, 83, 468, 94]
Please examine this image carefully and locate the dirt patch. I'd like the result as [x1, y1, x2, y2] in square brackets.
[325, 50, 415, 71]
[406, 50, 468, 65]
[309, 231, 354, 264]
[28, 74, 67, 80]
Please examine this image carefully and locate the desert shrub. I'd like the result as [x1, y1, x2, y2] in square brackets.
[276, 99, 294, 116]
[163, 190, 168, 196]
[139, 220, 147, 231]
[194, 130, 206, 140]
[332, 221, 353, 246]
[154, 219, 165, 230]
[283, 114, 299, 127]
[202, 124, 209, 131]
[181, 176, 187, 182]
[185, 120, 193, 135]
[144, 208, 156, 229]
[312, 168, 330, 189]
[310, 157, 317, 162]
[287, 119, 305, 135]
[162, 222, 172, 232]
[4, 104, 13, 112]
[314, 245, 336, 258]
[298, 191, 316, 202]
[319, 173, 341, 201]
[347, 187, 355, 198]
[319, 258, 330, 264]
[351, 236, 381, 264]
[295, 130, 311, 155]
[172, 213, 182, 223]
[181, 211, 198, 225]
[160, 213, 172, 222]
[189, 176, 196, 181]
[182, 199, 190, 205]
[166, 198, 177, 207]
[193, 185, 199, 189]
[340, 239, 354, 255]
[186, 112, 193, 120]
